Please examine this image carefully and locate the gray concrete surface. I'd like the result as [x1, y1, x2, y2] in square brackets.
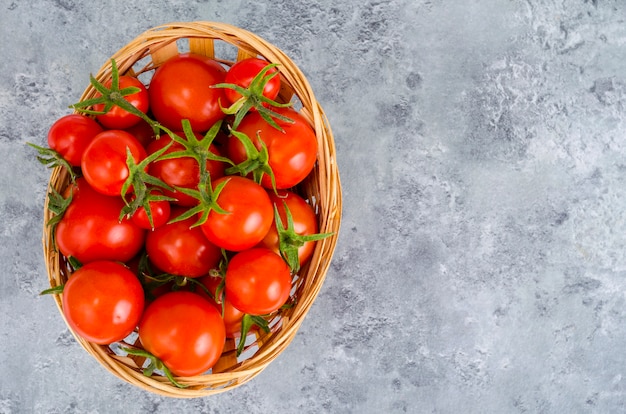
[2, 0, 626, 412]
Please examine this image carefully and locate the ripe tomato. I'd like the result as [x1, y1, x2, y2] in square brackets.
[145, 209, 221, 277]
[81, 130, 147, 197]
[227, 107, 318, 189]
[200, 176, 274, 251]
[259, 190, 320, 267]
[55, 178, 146, 264]
[225, 247, 292, 315]
[148, 53, 227, 131]
[197, 274, 248, 339]
[93, 75, 150, 129]
[130, 191, 171, 230]
[62, 260, 145, 345]
[146, 133, 226, 206]
[124, 118, 157, 148]
[223, 58, 281, 107]
[138, 291, 226, 376]
[47, 114, 103, 166]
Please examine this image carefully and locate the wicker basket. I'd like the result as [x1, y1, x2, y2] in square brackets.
[41, 21, 342, 398]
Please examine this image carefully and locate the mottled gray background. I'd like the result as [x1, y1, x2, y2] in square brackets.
[2, 0, 626, 413]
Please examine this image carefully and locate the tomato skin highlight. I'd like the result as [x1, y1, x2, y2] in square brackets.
[55, 178, 146, 264]
[47, 114, 104, 167]
[200, 176, 274, 251]
[148, 53, 227, 132]
[225, 247, 292, 315]
[62, 261, 145, 345]
[228, 107, 318, 189]
[93, 75, 150, 129]
[81, 130, 147, 197]
[145, 210, 221, 278]
[138, 291, 226, 377]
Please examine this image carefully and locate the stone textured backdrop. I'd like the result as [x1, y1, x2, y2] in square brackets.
[1, 0, 626, 413]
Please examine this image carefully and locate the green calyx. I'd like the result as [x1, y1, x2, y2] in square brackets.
[46, 186, 73, 230]
[167, 171, 231, 228]
[70, 59, 166, 137]
[213, 63, 294, 131]
[118, 143, 176, 223]
[274, 201, 334, 273]
[236, 314, 270, 357]
[121, 347, 188, 388]
[159, 119, 233, 181]
[225, 128, 277, 192]
[27, 143, 77, 182]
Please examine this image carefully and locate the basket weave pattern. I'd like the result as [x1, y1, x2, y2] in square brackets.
[42, 21, 342, 398]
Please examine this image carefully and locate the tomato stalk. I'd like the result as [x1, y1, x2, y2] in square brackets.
[119, 142, 176, 223]
[121, 347, 188, 388]
[70, 59, 173, 138]
[213, 63, 293, 131]
[158, 119, 233, 181]
[27, 143, 78, 182]
[225, 128, 277, 191]
[166, 164, 232, 228]
[273, 202, 333, 272]
[40, 285, 64, 295]
[236, 314, 270, 357]
[46, 186, 73, 229]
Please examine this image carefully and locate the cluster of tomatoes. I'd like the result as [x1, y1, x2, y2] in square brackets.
[34, 52, 328, 383]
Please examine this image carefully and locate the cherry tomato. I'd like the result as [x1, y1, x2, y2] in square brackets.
[55, 178, 146, 264]
[223, 58, 281, 107]
[145, 209, 221, 278]
[93, 75, 149, 130]
[81, 130, 147, 197]
[148, 53, 227, 131]
[227, 107, 317, 189]
[47, 114, 103, 167]
[197, 274, 248, 339]
[124, 118, 157, 148]
[146, 133, 226, 206]
[200, 176, 274, 251]
[138, 291, 226, 376]
[259, 190, 320, 267]
[130, 191, 171, 230]
[62, 261, 145, 345]
[225, 247, 292, 315]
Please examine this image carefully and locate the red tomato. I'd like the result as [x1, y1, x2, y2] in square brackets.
[259, 190, 319, 267]
[227, 107, 318, 189]
[124, 118, 157, 148]
[81, 130, 147, 197]
[146, 133, 226, 206]
[148, 53, 227, 131]
[55, 178, 146, 264]
[62, 261, 145, 345]
[200, 176, 274, 251]
[47, 114, 103, 166]
[225, 248, 292, 315]
[145, 209, 221, 278]
[223, 58, 281, 106]
[130, 192, 171, 230]
[197, 274, 248, 338]
[93, 75, 150, 129]
[138, 291, 226, 376]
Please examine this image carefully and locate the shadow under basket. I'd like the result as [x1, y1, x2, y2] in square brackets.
[41, 21, 342, 398]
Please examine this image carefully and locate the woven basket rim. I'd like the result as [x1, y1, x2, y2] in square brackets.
[42, 21, 342, 398]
